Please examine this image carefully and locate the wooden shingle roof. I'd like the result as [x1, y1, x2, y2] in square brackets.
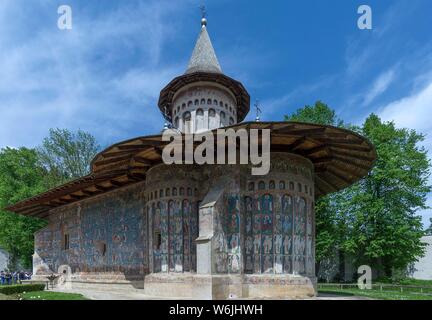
[6, 121, 375, 218]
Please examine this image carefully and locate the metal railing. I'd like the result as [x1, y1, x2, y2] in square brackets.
[318, 283, 432, 295]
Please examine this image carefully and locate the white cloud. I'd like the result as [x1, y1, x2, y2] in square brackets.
[0, 1, 186, 148]
[379, 82, 432, 131]
[378, 80, 432, 227]
[363, 69, 396, 106]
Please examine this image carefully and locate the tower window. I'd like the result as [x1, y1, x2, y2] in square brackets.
[154, 231, 162, 250]
[63, 234, 70, 250]
[279, 181, 286, 189]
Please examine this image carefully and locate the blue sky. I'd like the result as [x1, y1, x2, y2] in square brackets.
[0, 0, 431, 226]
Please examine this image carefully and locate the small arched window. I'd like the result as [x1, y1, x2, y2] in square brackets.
[207, 99, 212, 105]
[183, 111, 192, 134]
[220, 111, 226, 126]
[248, 182, 255, 191]
[279, 181, 286, 189]
[182, 103, 186, 110]
[219, 101, 224, 107]
[213, 99, 218, 105]
[166, 188, 170, 196]
[159, 189, 164, 198]
[187, 187, 192, 196]
[269, 180, 275, 189]
[179, 187, 184, 196]
[172, 187, 177, 196]
[196, 109, 204, 131]
[194, 99, 199, 106]
[208, 109, 217, 129]
[201, 99, 206, 105]
[258, 181, 266, 190]
[188, 101, 193, 107]
[229, 117, 234, 125]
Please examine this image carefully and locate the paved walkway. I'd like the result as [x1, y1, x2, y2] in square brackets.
[52, 287, 371, 300]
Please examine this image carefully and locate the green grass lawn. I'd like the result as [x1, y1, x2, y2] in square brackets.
[17, 291, 88, 300]
[319, 288, 432, 300]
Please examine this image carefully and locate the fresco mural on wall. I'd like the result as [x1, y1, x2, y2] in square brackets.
[294, 197, 307, 275]
[281, 194, 293, 274]
[81, 191, 145, 274]
[243, 182, 310, 275]
[34, 185, 147, 276]
[227, 195, 240, 273]
[151, 195, 198, 273]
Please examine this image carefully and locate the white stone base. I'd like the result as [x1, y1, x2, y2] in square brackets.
[145, 273, 316, 299]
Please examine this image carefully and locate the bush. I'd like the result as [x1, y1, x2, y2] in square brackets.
[0, 284, 45, 295]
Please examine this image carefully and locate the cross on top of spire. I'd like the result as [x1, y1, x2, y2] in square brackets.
[255, 100, 262, 122]
[185, 5, 222, 74]
[199, 4, 207, 27]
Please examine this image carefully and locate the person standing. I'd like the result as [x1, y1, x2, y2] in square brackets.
[5, 271, 11, 285]
[0, 271, 5, 285]
[13, 271, 18, 284]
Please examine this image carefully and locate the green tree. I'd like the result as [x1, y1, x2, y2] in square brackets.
[285, 101, 345, 277]
[284, 100, 344, 127]
[285, 102, 431, 278]
[0, 148, 47, 268]
[350, 114, 430, 276]
[37, 128, 101, 188]
[0, 129, 101, 268]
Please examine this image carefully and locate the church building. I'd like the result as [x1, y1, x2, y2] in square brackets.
[7, 16, 376, 299]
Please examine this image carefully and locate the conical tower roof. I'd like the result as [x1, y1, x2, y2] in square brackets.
[186, 20, 222, 74]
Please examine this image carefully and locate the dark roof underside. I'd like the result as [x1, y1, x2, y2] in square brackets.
[7, 121, 376, 218]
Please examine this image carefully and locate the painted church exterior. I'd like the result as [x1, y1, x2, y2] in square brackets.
[8, 17, 376, 299]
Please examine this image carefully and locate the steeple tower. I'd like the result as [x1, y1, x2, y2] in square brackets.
[186, 19, 222, 74]
[158, 15, 250, 134]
